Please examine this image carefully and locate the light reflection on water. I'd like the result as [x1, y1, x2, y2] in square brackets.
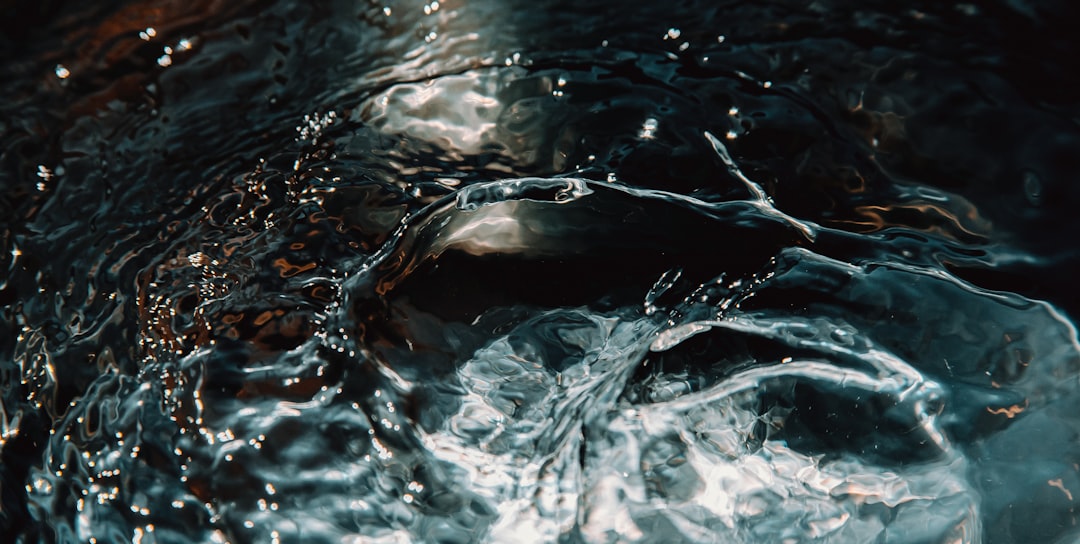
[2, 1, 1080, 542]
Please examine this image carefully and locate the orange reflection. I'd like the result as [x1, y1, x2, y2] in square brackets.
[986, 400, 1027, 419]
[221, 312, 244, 324]
[836, 198, 990, 241]
[1049, 479, 1074, 501]
[252, 310, 276, 326]
[272, 257, 316, 278]
[57, 0, 257, 120]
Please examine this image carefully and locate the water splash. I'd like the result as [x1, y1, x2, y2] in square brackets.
[3, 1, 1080, 543]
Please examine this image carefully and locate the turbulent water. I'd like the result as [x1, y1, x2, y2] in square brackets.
[3, 1, 1080, 542]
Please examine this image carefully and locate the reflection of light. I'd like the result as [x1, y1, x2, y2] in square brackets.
[365, 73, 504, 156]
[986, 402, 1027, 419]
[441, 203, 531, 255]
[463, 93, 498, 108]
[1049, 479, 1074, 501]
[639, 117, 658, 140]
[844, 200, 990, 239]
[55, 65, 71, 79]
[504, 52, 522, 66]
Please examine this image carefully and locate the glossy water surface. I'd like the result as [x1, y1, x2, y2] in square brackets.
[3, 1, 1080, 542]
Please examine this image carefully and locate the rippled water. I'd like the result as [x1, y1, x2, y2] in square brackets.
[3, 1, 1080, 542]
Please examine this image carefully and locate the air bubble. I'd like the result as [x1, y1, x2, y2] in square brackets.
[1023, 171, 1042, 206]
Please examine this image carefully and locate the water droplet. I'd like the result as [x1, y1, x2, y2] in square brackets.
[651, 322, 712, 352]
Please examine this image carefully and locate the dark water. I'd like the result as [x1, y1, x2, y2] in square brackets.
[3, 0, 1080, 542]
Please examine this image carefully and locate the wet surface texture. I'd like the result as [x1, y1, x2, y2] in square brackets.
[2, 1, 1080, 542]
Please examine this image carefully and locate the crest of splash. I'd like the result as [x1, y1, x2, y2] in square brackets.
[436, 178, 594, 256]
[332, 178, 983, 542]
[413, 289, 979, 543]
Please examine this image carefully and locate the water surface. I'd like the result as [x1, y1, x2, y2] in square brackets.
[2, 1, 1080, 542]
